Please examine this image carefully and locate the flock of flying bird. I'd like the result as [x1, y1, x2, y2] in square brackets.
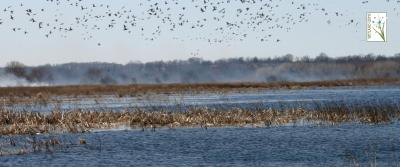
[0, 0, 399, 46]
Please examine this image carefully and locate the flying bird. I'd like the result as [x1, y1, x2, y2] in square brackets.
[3, 0, 386, 46]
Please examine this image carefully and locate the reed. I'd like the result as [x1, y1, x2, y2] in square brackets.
[0, 103, 398, 135]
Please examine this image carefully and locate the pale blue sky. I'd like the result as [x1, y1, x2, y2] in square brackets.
[0, 0, 399, 66]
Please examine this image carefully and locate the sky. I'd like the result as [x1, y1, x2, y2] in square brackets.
[0, 0, 399, 66]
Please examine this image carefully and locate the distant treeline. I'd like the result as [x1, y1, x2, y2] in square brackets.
[1, 53, 400, 85]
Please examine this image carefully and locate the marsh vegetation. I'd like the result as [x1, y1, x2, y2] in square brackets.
[0, 82, 398, 167]
[0, 103, 398, 136]
[0, 78, 399, 99]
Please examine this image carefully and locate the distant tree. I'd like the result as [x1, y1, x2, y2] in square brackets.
[4, 54, 400, 85]
[315, 53, 331, 62]
[282, 54, 294, 62]
[28, 65, 53, 83]
[85, 67, 103, 83]
[251, 57, 259, 63]
[82, 67, 104, 83]
[188, 57, 203, 64]
[182, 71, 199, 83]
[154, 77, 162, 84]
[161, 72, 169, 80]
[266, 75, 278, 82]
[300, 56, 311, 63]
[5, 61, 27, 78]
[100, 75, 117, 85]
[376, 55, 388, 61]
[272, 54, 293, 63]
[131, 77, 137, 84]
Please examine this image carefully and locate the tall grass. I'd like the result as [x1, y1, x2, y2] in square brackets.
[0, 103, 398, 135]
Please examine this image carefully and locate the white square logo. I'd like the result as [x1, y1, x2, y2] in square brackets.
[367, 13, 387, 42]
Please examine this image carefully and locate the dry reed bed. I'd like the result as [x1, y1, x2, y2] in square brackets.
[0, 78, 399, 99]
[0, 104, 399, 135]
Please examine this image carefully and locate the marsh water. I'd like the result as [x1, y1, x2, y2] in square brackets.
[1, 86, 400, 166]
[6, 85, 400, 112]
[1, 123, 399, 166]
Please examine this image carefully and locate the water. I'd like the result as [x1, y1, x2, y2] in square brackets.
[0, 86, 399, 166]
[0, 123, 399, 166]
[5, 85, 400, 112]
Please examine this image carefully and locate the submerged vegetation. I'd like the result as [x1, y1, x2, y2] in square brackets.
[0, 136, 62, 156]
[0, 103, 398, 136]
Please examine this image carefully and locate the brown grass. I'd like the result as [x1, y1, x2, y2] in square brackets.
[0, 103, 398, 135]
[0, 78, 399, 98]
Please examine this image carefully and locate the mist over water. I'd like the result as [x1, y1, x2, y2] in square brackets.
[0, 72, 48, 87]
[1, 54, 399, 87]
